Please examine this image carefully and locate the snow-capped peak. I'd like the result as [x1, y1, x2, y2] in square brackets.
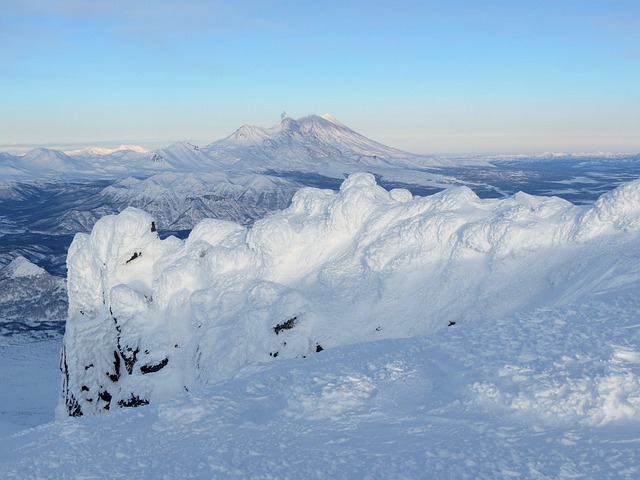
[204, 113, 428, 175]
[1, 255, 47, 278]
[319, 113, 344, 126]
[117, 145, 149, 154]
[64, 145, 149, 156]
[149, 141, 224, 172]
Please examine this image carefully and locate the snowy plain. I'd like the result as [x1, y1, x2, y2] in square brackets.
[1, 115, 639, 478]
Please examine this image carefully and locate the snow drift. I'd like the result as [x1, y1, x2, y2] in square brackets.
[59, 173, 640, 417]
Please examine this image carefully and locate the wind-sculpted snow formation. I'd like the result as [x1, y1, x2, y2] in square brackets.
[59, 173, 640, 417]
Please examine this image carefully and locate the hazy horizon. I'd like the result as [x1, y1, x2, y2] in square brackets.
[1, 111, 639, 158]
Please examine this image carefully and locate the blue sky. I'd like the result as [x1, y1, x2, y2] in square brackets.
[1, 0, 639, 154]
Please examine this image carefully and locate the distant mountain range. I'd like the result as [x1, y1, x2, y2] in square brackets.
[0, 114, 456, 181]
[4, 113, 637, 183]
[1, 114, 464, 243]
[0, 116, 449, 289]
[1, 114, 639, 283]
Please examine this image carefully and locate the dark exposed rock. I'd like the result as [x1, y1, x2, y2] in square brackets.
[117, 395, 149, 408]
[274, 316, 297, 335]
[116, 337, 139, 375]
[61, 346, 83, 416]
[122, 349, 139, 374]
[125, 251, 142, 264]
[98, 390, 112, 410]
[67, 395, 83, 417]
[108, 350, 121, 382]
[140, 357, 169, 374]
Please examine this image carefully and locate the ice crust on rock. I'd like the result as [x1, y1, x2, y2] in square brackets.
[59, 173, 640, 417]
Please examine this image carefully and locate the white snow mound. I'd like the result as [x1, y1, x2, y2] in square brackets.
[59, 173, 640, 417]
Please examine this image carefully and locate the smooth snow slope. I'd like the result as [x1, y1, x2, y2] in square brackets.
[0, 335, 62, 437]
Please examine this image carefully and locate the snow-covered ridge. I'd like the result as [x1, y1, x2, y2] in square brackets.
[19, 148, 78, 171]
[0, 256, 67, 323]
[3, 114, 637, 184]
[1, 255, 46, 278]
[59, 173, 640, 417]
[0, 114, 454, 182]
[491, 151, 639, 159]
[63, 145, 149, 156]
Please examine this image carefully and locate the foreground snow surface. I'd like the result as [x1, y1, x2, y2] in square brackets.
[1, 297, 639, 478]
[1, 173, 639, 478]
[0, 334, 61, 436]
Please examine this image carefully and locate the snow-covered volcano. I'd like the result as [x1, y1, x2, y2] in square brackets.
[205, 114, 451, 175]
[210, 114, 406, 158]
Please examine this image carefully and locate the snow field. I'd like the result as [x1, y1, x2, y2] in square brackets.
[0, 335, 62, 437]
[1, 294, 639, 478]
